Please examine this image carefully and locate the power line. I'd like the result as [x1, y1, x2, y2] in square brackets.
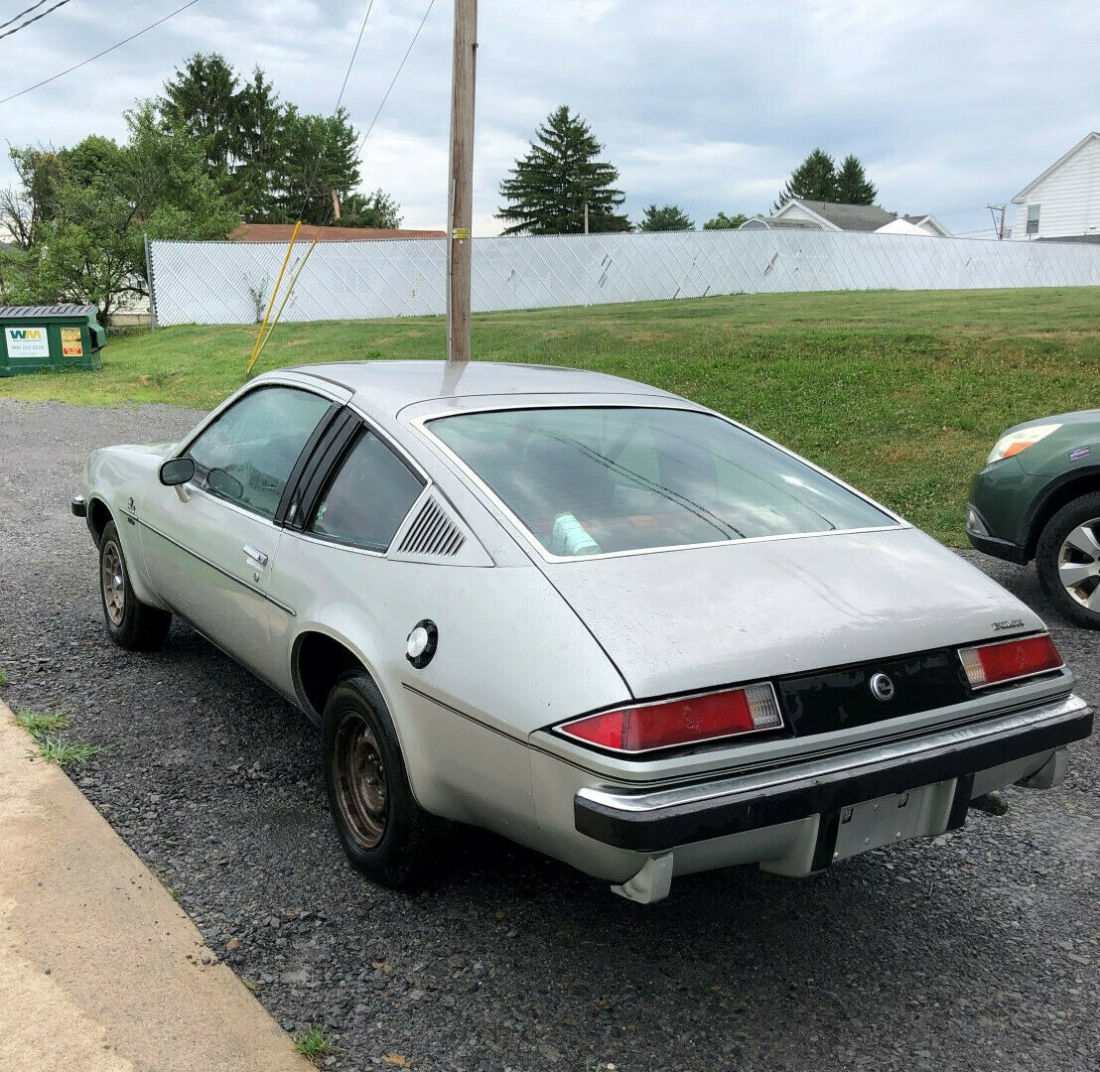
[356, 0, 437, 153]
[0, 0, 74, 42]
[0, 0, 201, 106]
[0, 0, 53, 32]
[334, 0, 374, 114]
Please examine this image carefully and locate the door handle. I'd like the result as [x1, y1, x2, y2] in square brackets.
[242, 544, 269, 567]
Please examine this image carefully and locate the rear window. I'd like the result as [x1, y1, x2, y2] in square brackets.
[427, 407, 895, 558]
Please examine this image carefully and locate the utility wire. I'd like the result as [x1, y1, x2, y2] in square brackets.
[356, 0, 436, 152]
[0, 0, 53, 31]
[0, 0, 74, 42]
[0, 0, 201, 106]
[334, 0, 374, 113]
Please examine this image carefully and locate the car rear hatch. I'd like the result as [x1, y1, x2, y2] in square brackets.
[537, 525, 1050, 700]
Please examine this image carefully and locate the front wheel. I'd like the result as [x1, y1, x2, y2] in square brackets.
[98, 520, 172, 650]
[322, 674, 438, 889]
[1035, 492, 1100, 629]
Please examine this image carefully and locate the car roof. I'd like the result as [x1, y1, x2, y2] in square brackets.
[283, 360, 678, 421]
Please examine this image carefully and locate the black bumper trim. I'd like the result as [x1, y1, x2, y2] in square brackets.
[70, 495, 87, 518]
[574, 707, 1093, 853]
[965, 529, 1028, 565]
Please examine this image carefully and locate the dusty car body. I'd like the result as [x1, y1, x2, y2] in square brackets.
[75, 361, 1093, 902]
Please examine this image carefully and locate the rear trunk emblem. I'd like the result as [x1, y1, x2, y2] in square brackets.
[869, 673, 895, 701]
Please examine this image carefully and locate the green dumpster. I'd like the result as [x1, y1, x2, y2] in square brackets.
[0, 304, 105, 376]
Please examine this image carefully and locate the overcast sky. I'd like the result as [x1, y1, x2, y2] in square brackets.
[1, 0, 1098, 239]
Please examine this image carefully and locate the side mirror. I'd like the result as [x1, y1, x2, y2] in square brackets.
[159, 457, 195, 486]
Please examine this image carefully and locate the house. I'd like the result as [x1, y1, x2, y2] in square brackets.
[740, 199, 949, 236]
[230, 223, 445, 243]
[1010, 132, 1100, 241]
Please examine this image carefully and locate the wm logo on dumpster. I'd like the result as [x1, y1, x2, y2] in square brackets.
[8, 329, 43, 339]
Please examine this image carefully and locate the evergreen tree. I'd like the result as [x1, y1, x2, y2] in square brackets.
[702, 211, 748, 230]
[155, 53, 393, 227]
[835, 154, 877, 205]
[638, 203, 694, 231]
[774, 148, 837, 210]
[497, 106, 629, 235]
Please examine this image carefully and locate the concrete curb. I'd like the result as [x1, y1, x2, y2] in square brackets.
[0, 700, 314, 1072]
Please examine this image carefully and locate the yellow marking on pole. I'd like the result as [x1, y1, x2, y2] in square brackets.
[451, 227, 469, 240]
[247, 231, 323, 371]
[247, 220, 301, 376]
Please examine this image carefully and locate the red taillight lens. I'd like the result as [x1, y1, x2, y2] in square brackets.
[558, 683, 783, 753]
[958, 635, 1063, 689]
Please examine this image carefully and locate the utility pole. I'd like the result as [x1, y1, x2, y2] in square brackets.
[447, 0, 477, 364]
[987, 203, 1006, 240]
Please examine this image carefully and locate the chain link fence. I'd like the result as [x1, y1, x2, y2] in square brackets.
[148, 230, 1100, 327]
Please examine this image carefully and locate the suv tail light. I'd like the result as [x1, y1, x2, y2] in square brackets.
[958, 635, 1063, 689]
[557, 683, 783, 754]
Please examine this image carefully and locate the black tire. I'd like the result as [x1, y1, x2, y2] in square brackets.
[1035, 492, 1100, 630]
[322, 673, 438, 889]
[98, 520, 172, 651]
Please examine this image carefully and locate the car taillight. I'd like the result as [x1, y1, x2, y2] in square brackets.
[557, 683, 783, 754]
[958, 635, 1063, 689]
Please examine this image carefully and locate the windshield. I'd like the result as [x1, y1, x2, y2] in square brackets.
[427, 407, 896, 558]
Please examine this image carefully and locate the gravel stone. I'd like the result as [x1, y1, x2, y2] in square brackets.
[2, 396, 1098, 1072]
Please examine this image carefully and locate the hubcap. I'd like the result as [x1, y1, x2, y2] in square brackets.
[1057, 519, 1100, 612]
[332, 712, 388, 849]
[101, 541, 126, 626]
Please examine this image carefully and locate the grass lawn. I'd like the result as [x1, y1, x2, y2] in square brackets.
[3, 287, 1099, 545]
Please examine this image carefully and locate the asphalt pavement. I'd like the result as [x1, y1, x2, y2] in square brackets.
[1, 395, 1098, 1072]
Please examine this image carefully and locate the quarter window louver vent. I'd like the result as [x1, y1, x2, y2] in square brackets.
[398, 498, 465, 557]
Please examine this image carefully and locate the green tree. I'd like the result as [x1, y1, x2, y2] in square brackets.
[497, 106, 629, 235]
[341, 188, 403, 228]
[835, 154, 877, 205]
[274, 107, 361, 225]
[774, 148, 837, 209]
[702, 211, 748, 230]
[638, 203, 694, 231]
[155, 53, 391, 227]
[0, 104, 239, 320]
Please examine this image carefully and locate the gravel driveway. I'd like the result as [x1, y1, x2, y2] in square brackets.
[2, 396, 1098, 1072]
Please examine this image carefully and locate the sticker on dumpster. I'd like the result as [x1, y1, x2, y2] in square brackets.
[61, 327, 84, 357]
[4, 326, 49, 359]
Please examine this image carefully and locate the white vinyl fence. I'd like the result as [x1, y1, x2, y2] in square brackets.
[147, 230, 1100, 327]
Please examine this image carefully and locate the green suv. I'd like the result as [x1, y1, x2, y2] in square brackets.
[968, 411, 1100, 629]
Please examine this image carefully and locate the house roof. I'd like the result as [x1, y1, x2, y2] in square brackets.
[230, 223, 446, 243]
[776, 200, 897, 231]
[901, 214, 951, 237]
[1012, 132, 1100, 203]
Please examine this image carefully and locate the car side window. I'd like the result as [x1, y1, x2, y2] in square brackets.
[186, 386, 331, 520]
[310, 428, 424, 551]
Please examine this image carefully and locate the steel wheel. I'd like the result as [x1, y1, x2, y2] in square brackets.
[331, 711, 389, 849]
[101, 539, 126, 626]
[1056, 518, 1100, 611]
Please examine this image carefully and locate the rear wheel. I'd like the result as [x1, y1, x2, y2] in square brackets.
[1035, 492, 1100, 629]
[98, 520, 172, 650]
[322, 674, 438, 888]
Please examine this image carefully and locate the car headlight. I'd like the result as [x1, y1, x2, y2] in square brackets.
[986, 423, 1061, 465]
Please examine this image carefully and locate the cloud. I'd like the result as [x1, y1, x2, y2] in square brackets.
[0, 0, 1098, 240]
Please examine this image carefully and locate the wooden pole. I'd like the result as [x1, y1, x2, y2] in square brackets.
[447, 0, 477, 364]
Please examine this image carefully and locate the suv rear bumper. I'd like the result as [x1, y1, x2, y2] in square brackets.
[575, 694, 1093, 855]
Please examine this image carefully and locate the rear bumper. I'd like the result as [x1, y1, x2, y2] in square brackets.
[575, 694, 1093, 855]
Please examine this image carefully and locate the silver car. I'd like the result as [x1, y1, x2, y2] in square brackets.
[74, 361, 1093, 903]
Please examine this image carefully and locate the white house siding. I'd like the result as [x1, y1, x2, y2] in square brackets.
[1011, 136, 1100, 240]
[773, 202, 831, 228]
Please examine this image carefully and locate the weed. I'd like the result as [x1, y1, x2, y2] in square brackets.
[0, 668, 8, 687]
[294, 1026, 336, 1065]
[37, 735, 102, 767]
[16, 707, 71, 737]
